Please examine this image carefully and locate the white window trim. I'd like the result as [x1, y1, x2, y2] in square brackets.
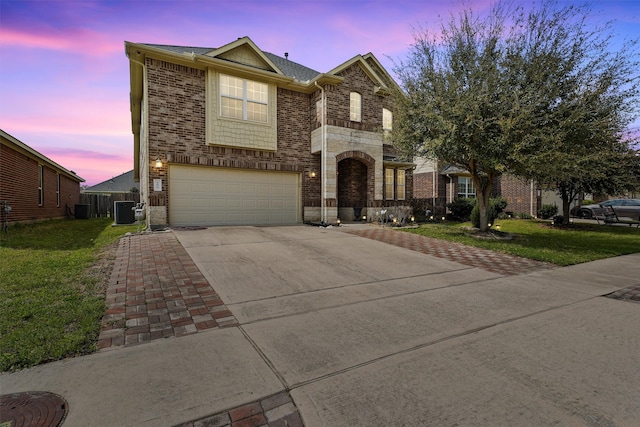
[457, 176, 476, 198]
[219, 74, 268, 123]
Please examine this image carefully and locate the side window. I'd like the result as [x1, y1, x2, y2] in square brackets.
[397, 169, 405, 200]
[385, 168, 394, 199]
[38, 164, 44, 206]
[350, 92, 361, 122]
[56, 173, 60, 207]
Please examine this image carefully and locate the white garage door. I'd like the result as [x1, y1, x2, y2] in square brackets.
[169, 165, 300, 226]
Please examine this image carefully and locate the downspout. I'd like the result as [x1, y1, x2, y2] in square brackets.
[314, 81, 327, 224]
[530, 180, 535, 217]
[432, 161, 436, 213]
[127, 53, 148, 229]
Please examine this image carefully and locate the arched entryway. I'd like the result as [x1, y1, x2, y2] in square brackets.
[336, 151, 375, 221]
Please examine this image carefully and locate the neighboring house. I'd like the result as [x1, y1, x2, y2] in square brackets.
[83, 170, 139, 195]
[413, 157, 542, 217]
[125, 36, 412, 228]
[0, 129, 84, 223]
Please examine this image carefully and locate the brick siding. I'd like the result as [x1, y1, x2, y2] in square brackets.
[145, 58, 321, 220]
[0, 143, 81, 223]
[144, 57, 406, 223]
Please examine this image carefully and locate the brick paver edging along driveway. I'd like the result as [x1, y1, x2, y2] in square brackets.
[98, 231, 238, 350]
[348, 226, 556, 276]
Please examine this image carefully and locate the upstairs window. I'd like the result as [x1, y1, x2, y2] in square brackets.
[220, 74, 268, 123]
[457, 176, 476, 198]
[383, 108, 393, 131]
[350, 92, 361, 122]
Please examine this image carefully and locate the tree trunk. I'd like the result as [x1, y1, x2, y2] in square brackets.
[561, 191, 570, 225]
[474, 175, 492, 232]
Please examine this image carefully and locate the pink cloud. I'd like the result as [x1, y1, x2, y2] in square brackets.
[0, 27, 121, 56]
[33, 144, 133, 187]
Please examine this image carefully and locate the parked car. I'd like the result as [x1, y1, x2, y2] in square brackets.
[575, 199, 640, 220]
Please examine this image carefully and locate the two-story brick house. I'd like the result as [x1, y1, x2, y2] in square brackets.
[125, 37, 413, 228]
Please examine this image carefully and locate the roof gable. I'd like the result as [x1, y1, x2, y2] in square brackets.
[204, 37, 283, 75]
[328, 54, 392, 95]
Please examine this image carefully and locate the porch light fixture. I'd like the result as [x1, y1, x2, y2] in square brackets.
[309, 171, 317, 178]
[336, 218, 341, 225]
[154, 157, 163, 168]
[362, 215, 366, 221]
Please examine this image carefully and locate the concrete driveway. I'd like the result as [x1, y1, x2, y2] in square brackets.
[175, 225, 640, 426]
[2, 225, 638, 426]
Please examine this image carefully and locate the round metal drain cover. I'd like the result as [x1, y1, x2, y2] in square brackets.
[0, 392, 67, 427]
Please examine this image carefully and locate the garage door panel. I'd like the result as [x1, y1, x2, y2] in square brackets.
[169, 166, 300, 226]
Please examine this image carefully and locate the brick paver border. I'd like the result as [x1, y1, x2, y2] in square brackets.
[98, 232, 238, 350]
[349, 227, 556, 276]
[174, 391, 303, 427]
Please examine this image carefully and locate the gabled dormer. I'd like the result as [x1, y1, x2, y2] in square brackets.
[202, 36, 284, 75]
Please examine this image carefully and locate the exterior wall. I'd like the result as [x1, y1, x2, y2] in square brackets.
[309, 63, 398, 223]
[206, 70, 278, 151]
[325, 63, 394, 131]
[312, 126, 384, 203]
[144, 58, 319, 226]
[0, 142, 81, 223]
[496, 174, 539, 217]
[413, 158, 541, 217]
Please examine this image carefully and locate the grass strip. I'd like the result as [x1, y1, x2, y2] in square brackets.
[402, 219, 640, 265]
[0, 218, 138, 372]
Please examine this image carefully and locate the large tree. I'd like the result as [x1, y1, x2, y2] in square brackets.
[508, 2, 640, 222]
[392, 0, 639, 230]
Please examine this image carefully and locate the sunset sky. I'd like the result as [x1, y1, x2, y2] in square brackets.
[1, 0, 639, 186]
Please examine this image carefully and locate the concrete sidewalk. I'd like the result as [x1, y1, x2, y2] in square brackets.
[1, 225, 639, 426]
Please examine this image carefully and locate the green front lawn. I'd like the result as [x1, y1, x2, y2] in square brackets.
[404, 219, 640, 265]
[0, 218, 138, 372]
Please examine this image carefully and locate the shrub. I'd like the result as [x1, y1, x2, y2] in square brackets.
[517, 212, 535, 219]
[581, 199, 595, 205]
[470, 197, 508, 228]
[446, 198, 475, 221]
[538, 204, 559, 219]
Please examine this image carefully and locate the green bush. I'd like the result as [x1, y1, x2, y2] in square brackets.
[538, 204, 559, 219]
[446, 198, 475, 221]
[470, 197, 508, 228]
[517, 212, 535, 219]
[581, 199, 595, 205]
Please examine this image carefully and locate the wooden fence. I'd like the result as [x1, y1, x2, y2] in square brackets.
[78, 192, 140, 218]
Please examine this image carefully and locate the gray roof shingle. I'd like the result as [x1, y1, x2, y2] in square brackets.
[142, 43, 321, 82]
[85, 170, 138, 193]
